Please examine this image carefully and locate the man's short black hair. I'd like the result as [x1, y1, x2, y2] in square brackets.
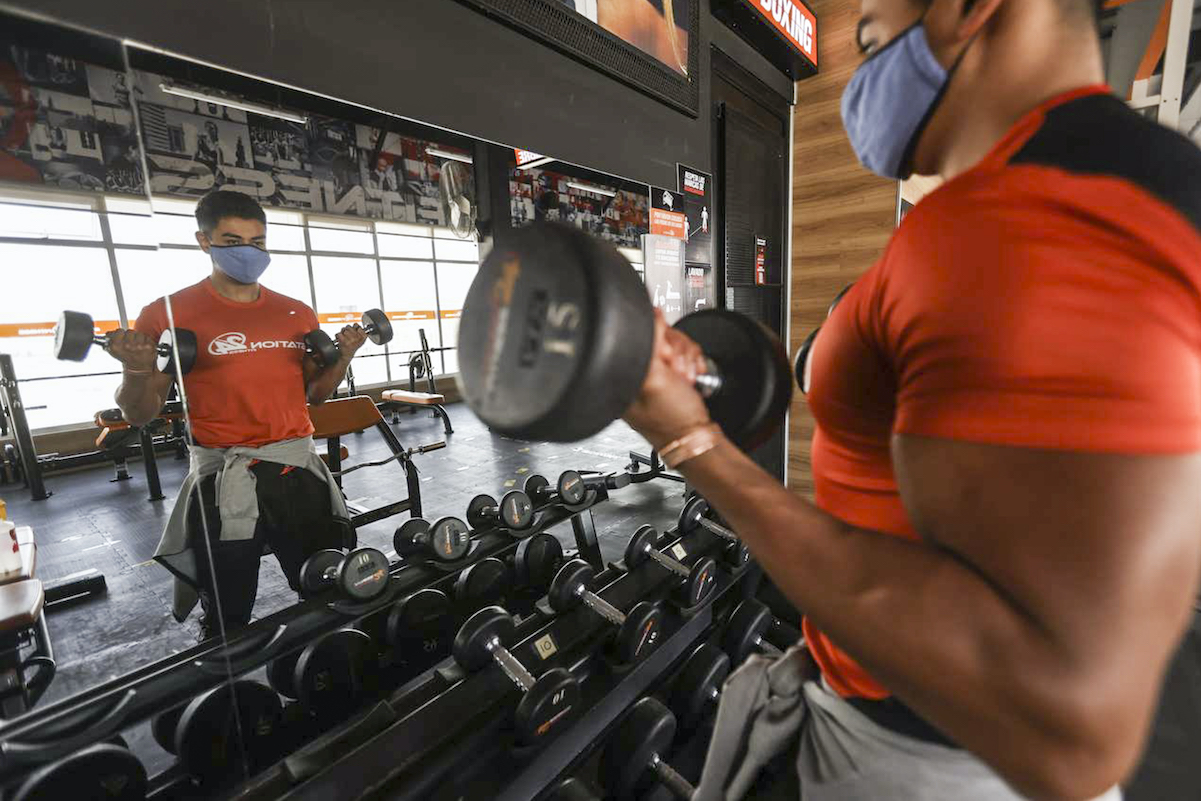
[195, 190, 266, 234]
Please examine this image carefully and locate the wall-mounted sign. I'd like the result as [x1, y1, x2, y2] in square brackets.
[514, 148, 554, 169]
[712, 0, 818, 80]
[649, 186, 687, 239]
[677, 164, 713, 265]
[755, 236, 768, 285]
[642, 234, 687, 324]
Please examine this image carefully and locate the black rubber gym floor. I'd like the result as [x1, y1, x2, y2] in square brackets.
[1, 402, 685, 712]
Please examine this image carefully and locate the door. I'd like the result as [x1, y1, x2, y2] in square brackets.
[712, 48, 791, 479]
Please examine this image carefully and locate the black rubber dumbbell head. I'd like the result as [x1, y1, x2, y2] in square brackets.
[513, 532, 563, 589]
[454, 557, 511, 609]
[453, 605, 514, 671]
[795, 326, 820, 394]
[336, 547, 390, 601]
[557, 470, 586, 504]
[724, 599, 774, 664]
[670, 643, 730, 731]
[680, 556, 717, 607]
[623, 524, 659, 569]
[361, 308, 393, 345]
[547, 558, 594, 613]
[600, 697, 677, 800]
[677, 495, 709, 534]
[613, 601, 663, 664]
[298, 549, 344, 598]
[514, 666, 580, 745]
[304, 329, 340, 366]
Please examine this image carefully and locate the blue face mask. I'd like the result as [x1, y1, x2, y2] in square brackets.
[840, 21, 949, 180]
[209, 244, 271, 284]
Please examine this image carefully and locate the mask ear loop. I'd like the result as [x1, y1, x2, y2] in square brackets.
[895, 20, 981, 179]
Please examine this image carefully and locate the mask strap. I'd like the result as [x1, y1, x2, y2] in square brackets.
[896, 23, 981, 179]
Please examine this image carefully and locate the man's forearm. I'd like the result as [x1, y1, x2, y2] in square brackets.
[674, 438, 1115, 797]
[306, 356, 352, 405]
[115, 373, 166, 426]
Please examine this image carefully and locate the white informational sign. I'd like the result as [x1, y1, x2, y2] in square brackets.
[641, 233, 686, 325]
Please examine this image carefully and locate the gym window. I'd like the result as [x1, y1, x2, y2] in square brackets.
[0, 188, 478, 431]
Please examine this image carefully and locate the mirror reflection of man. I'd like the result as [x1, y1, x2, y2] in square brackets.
[105, 190, 367, 641]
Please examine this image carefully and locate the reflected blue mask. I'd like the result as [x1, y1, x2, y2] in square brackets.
[209, 244, 271, 284]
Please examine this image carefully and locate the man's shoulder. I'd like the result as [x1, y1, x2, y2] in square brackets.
[135, 280, 209, 329]
[260, 286, 316, 317]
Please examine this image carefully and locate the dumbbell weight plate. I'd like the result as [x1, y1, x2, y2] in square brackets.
[599, 697, 678, 800]
[430, 517, 472, 561]
[453, 606, 515, 671]
[11, 743, 147, 801]
[513, 666, 580, 745]
[547, 559, 593, 612]
[155, 327, 198, 376]
[454, 557, 511, 611]
[386, 588, 453, 676]
[724, 600, 774, 664]
[293, 628, 379, 723]
[466, 494, 497, 529]
[670, 643, 730, 731]
[681, 556, 717, 608]
[513, 533, 563, 590]
[523, 474, 550, 504]
[557, 470, 587, 505]
[677, 496, 709, 534]
[53, 310, 96, 362]
[362, 308, 393, 345]
[673, 309, 792, 450]
[305, 329, 339, 366]
[622, 524, 659, 569]
[613, 601, 663, 664]
[267, 649, 302, 699]
[336, 547, 390, 601]
[150, 704, 186, 753]
[498, 490, 534, 529]
[457, 223, 656, 442]
[795, 326, 820, 394]
[725, 541, 752, 569]
[298, 549, 344, 598]
[175, 680, 282, 782]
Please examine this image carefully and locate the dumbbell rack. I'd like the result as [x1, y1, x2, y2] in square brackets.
[0, 482, 623, 796]
[239, 524, 758, 801]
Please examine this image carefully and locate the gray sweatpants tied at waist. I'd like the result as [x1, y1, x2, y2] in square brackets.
[693, 644, 1122, 801]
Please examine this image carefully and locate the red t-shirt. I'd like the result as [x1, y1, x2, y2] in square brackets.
[134, 279, 318, 448]
[804, 86, 1201, 699]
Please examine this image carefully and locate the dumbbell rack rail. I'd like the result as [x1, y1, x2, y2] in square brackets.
[0, 483, 621, 791]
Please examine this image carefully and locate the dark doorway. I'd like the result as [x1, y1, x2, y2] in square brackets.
[712, 47, 791, 479]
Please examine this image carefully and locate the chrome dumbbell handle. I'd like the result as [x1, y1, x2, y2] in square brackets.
[484, 636, 536, 692]
[574, 583, 626, 627]
[641, 544, 691, 580]
[649, 753, 696, 800]
[697, 517, 738, 542]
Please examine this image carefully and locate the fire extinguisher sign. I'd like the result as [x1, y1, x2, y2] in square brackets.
[754, 236, 768, 285]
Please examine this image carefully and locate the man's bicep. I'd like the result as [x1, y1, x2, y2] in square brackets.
[894, 434, 1201, 661]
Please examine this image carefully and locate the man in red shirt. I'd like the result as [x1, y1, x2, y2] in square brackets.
[105, 190, 366, 640]
[624, 0, 1201, 797]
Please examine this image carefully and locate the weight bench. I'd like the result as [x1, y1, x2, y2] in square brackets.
[309, 395, 445, 529]
[380, 389, 453, 436]
[92, 403, 186, 502]
[0, 526, 55, 718]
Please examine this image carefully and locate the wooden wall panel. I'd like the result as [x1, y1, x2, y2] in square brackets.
[789, 0, 898, 496]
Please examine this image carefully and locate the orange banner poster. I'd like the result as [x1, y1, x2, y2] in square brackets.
[0, 320, 120, 338]
[649, 186, 686, 240]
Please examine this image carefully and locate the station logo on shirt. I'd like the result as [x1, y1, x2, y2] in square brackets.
[207, 331, 304, 356]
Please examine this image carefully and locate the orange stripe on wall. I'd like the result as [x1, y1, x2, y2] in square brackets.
[440, 309, 462, 319]
[1134, 0, 1172, 85]
[317, 311, 437, 324]
[0, 320, 120, 338]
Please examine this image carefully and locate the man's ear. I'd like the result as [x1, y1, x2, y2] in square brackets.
[956, 0, 1005, 38]
[195, 231, 210, 253]
[925, 0, 1005, 57]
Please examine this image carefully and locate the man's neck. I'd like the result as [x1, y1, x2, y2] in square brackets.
[209, 268, 261, 303]
[916, 1, 1105, 181]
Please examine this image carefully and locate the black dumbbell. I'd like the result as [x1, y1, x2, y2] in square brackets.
[54, 310, 197, 375]
[678, 496, 750, 569]
[174, 679, 283, 782]
[600, 697, 696, 800]
[298, 547, 390, 602]
[466, 490, 534, 532]
[385, 588, 454, 676]
[511, 532, 565, 592]
[548, 559, 662, 665]
[458, 223, 792, 448]
[795, 282, 853, 394]
[524, 470, 587, 507]
[453, 606, 580, 745]
[669, 643, 730, 732]
[393, 516, 471, 563]
[455, 557, 512, 610]
[304, 308, 395, 366]
[723, 599, 784, 664]
[624, 525, 716, 608]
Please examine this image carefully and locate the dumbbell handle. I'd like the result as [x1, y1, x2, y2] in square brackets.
[573, 584, 626, 627]
[697, 517, 738, 542]
[693, 357, 722, 399]
[484, 636, 536, 693]
[648, 753, 696, 799]
[97, 334, 171, 357]
[642, 544, 691, 580]
[752, 634, 783, 658]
